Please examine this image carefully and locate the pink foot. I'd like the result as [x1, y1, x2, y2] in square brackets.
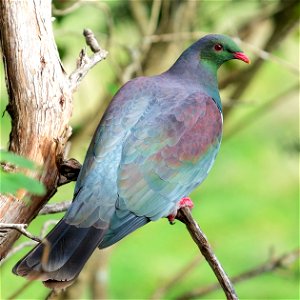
[167, 197, 194, 224]
[178, 197, 194, 209]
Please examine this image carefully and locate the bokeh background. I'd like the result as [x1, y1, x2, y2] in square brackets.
[0, 0, 299, 299]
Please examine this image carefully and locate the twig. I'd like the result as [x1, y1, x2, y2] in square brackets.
[236, 38, 299, 75]
[223, 0, 299, 118]
[7, 280, 35, 300]
[39, 201, 71, 215]
[83, 28, 101, 53]
[0, 219, 59, 267]
[176, 248, 300, 300]
[129, 0, 149, 36]
[69, 28, 108, 92]
[40, 219, 59, 237]
[150, 255, 202, 300]
[146, 0, 162, 36]
[52, 0, 81, 16]
[147, 31, 207, 43]
[148, 30, 299, 77]
[176, 207, 238, 300]
[0, 241, 36, 266]
[0, 223, 41, 243]
[224, 84, 299, 141]
[121, 1, 161, 84]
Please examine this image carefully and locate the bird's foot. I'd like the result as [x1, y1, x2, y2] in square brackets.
[179, 196, 194, 209]
[167, 197, 194, 225]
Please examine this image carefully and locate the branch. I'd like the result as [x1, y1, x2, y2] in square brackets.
[176, 207, 238, 300]
[147, 31, 207, 43]
[150, 255, 202, 300]
[39, 201, 71, 215]
[121, 0, 162, 84]
[224, 84, 299, 141]
[146, 0, 162, 36]
[236, 38, 299, 75]
[0, 241, 36, 267]
[176, 248, 300, 300]
[52, 0, 81, 16]
[129, 0, 149, 36]
[69, 28, 108, 92]
[0, 219, 58, 267]
[0, 0, 74, 259]
[40, 219, 59, 237]
[0, 223, 41, 243]
[223, 0, 299, 117]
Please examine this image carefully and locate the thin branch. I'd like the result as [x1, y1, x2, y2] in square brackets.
[0, 241, 36, 266]
[176, 207, 238, 300]
[0, 219, 59, 267]
[223, 0, 299, 117]
[52, 0, 81, 16]
[224, 84, 299, 141]
[147, 30, 299, 77]
[39, 201, 71, 215]
[176, 248, 300, 300]
[147, 31, 207, 43]
[129, 0, 149, 36]
[83, 28, 101, 53]
[7, 280, 35, 300]
[236, 38, 299, 75]
[147, 0, 162, 36]
[121, 1, 162, 84]
[0, 223, 41, 243]
[69, 28, 108, 92]
[150, 255, 202, 300]
[40, 219, 59, 237]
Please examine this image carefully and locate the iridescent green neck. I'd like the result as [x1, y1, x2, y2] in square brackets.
[200, 60, 222, 112]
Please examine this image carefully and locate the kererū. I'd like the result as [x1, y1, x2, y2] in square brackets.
[13, 34, 250, 288]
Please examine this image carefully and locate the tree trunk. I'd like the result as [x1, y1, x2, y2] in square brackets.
[0, 0, 73, 259]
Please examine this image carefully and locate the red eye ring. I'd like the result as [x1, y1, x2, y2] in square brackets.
[214, 44, 223, 51]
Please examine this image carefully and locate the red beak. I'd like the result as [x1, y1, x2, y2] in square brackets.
[234, 52, 250, 64]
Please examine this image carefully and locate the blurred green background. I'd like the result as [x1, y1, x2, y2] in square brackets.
[0, 0, 299, 299]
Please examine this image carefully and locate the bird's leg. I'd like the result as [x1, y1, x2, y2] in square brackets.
[167, 197, 194, 225]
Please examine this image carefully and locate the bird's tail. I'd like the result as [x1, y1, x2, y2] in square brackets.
[12, 219, 106, 288]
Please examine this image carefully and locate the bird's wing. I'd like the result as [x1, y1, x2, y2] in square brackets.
[64, 77, 157, 228]
[116, 91, 222, 221]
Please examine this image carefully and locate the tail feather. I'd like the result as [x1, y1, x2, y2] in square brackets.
[13, 219, 106, 283]
[99, 212, 149, 249]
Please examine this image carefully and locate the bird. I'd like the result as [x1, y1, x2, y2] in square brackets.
[13, 34, 250, 288]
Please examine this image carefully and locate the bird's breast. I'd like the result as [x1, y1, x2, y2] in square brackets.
[183, 98, 222, 161]
[161, 97, 222, 166]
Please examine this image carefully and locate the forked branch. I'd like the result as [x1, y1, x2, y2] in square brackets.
[176, 248, 299, 300]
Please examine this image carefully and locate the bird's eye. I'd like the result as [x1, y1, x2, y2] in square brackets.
[214, 44, 223, 51]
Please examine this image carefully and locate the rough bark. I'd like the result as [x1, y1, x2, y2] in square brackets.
[0, 0, 72, 259]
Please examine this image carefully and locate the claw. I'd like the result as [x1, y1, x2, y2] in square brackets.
[167, 214, 176, 225]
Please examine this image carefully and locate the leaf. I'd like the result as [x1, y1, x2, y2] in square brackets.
[0, 169, 46, 195]
[0, 150, 35, 169]
[0, 150, 45, 196]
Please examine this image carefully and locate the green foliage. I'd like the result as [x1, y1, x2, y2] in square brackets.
[0, 150, 45, 196]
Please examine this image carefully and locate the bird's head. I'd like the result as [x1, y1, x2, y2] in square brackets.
[197, 34, 250, 68]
